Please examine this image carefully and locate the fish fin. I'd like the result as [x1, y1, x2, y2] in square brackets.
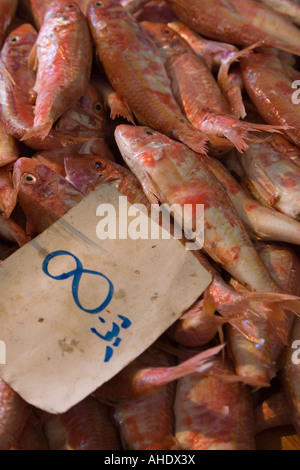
[20, 121, 54, 143]
[224, 121, 291, 153]
[28, 42, 38, 72]
[179, 131, 208, 156]
[218, 42, 265, 96]
[242, 292, 300, 345]
[108, 93, 135, 124]
[141, 170, 162, 205]
[242, 161, 279, 206]
[0, 59, 15, 88]
[223, 126, 250, 153]
[166, 344, 225, 381]
[0, 189, 18, 219]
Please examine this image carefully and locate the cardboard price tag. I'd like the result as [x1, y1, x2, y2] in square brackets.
[0, 184, 211, 413]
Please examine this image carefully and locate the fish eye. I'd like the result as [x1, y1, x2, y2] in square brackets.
[94, 102, 102, 112]
[163, 28, 171, 35]
[145, 129, 155, 135]
[95, 1, 103, 6]
[10, 36, 19, 43]
[66, 3, 75, 8]
[23, 173, 37, 184]
[92, 158, 107, 170]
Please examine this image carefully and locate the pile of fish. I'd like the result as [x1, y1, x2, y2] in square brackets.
[2, 0, 300, 451]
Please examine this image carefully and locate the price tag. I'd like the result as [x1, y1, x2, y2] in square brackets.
[0, 184, 211, 413]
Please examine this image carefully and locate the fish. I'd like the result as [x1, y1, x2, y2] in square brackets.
[228, 0, 300, 49]
[228, 243, 300, 387]
[43, 397, 121, 450]
[167, 19, 247, 118]
[93, 343, 224, 404]
[269, 134, 300, 167]
[0, 0, 18, 47]
[167, 20, 238, 72]
[87, 0, 209, 155]
[0, 121, 19, 168]
[0, 377, 31, 450]
[53, 83, 115, 159]
[18, 0, 92, 27]
[239, 139, 300, 221]
[64, 153, 151, 208]
[114, 346, 177, 450]
[164, 0, 300, 56]
[114, 124, 291, 294]
[22, 1, 92, 142]
[240, 47, 300, 148]
[0, 23, 69, 149]
[141, 21, 285, 155]
[0, 163, 18, 219]
[173, 355, 256, 450]
[134, 0, 178, 23]
[260, 0, 300, 26]
[204, 154, 300, 245]
[13, 157, 84, 237]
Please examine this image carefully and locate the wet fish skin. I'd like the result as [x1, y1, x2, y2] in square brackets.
[87, 0, 208, 155]
[114, 347, 177, 450]
[0, 378, 31, 450]
[22, 1, 92, 142]
[239, 139, 300, 221]
[241, 47, 300, 148]
[205, 154, 300, 245]
[64, 153, 151, 209]
[141, 21, 283, 155]
[114, 124, 284, 294]
[174, 356, 256, 450]
[12, 157, 84, 237]
[43, 397, 121, 450]
[165, 0, 300, 56]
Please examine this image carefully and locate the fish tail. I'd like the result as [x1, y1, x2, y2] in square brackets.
[223, 126, 251, 153]
[224, 121, 292, 153]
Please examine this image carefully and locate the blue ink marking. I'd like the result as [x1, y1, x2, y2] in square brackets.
[104, 346, 114, 363]
[118, 315, 132, 329]
[42, 250, 114, 314]
[91, 321, 120, 342]
[113, 337, 122, 347]
[42, 250, 132, 363]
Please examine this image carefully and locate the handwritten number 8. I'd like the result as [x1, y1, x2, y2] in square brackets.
[42, 250, 114, 314]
